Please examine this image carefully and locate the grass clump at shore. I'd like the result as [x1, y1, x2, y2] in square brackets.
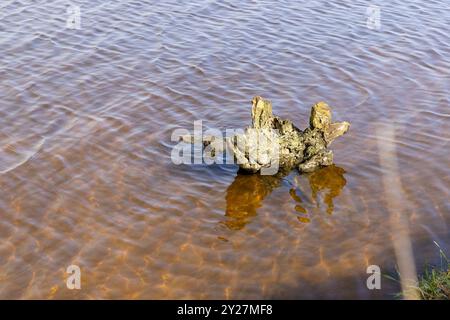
[416, 243, 449, 300]
[386, 242, 449, 300]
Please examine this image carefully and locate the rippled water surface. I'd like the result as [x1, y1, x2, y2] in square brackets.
[0, 0, 449, 299]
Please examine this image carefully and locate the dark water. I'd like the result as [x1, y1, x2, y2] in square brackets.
[0, 0, 448, 299]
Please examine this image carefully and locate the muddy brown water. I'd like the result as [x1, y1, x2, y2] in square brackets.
[0, 0, 448, 299]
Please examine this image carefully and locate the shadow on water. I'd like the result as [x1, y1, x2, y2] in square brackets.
[223, 165, 347, 230]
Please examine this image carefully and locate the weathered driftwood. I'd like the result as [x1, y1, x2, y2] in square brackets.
[182, 96, 350, 174]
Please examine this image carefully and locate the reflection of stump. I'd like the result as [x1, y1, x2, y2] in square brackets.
[224, 173, 282, 230]
[223, 165, 347, 230]
[308, 165, 347, 214]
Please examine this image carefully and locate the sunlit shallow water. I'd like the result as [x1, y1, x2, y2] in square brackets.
[0, 0, 449, 299]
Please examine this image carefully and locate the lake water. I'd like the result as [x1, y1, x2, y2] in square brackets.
[0, 0, 448, 299]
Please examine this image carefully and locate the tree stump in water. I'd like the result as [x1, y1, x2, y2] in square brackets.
[180, 96, 350, 174]
[227, 96, 350, 174]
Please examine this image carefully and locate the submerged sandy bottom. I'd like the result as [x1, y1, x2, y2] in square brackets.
[0, 0, 448, 299]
